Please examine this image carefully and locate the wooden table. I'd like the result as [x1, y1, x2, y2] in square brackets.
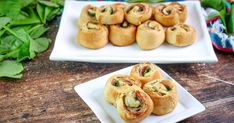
[0, 19, 233, 123]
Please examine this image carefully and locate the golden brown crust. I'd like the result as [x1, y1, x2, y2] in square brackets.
[143, 79, 178, 115]
[96, 4, 124, 25]
[125, 3, 152, 26]
[104, 75, 142, 106]
[154, 4, 180, 27]
[109, 21, 136, 46]
[136, 20, 165, 50]
[130, 62, 162, 85]
[116, 86, 153, 123]
[169, 2, 187, 23]
[166, 24, 196, 47]
[78, 5, 97, 28]
[77, 22, 108, 49]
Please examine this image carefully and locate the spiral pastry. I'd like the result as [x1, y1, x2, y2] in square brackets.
[116, 86, 153, 123]
[125, 3, 152, 25]
[166, 24, 196, 47]
[130, 62, 162, 85]
[169, 2, 187, 23]
[109, 21, 137, 46]
[96, 4, 124, 25]
[104, 75, 142, 106]
[154, 4, 179, 27]
[143, 79, 178, 115]
[77, 22, 108, 49]
[78, 5, 97, 28]
[136, 20, 165, 50]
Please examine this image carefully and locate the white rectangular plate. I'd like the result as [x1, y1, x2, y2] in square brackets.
[50, 0, 218, 63]
[74, 65, 205, 123]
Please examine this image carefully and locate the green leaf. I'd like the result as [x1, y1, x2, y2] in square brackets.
[39, 0, 59, 8]
[0, 0, 34, 19]
[28, 25, 49, 39]
[37, 3, 45, 24]
[51, 0, 64, 7]
[1, 28, 35, 61]
[10, 18, 41, 26]
[44, 6, 54, 23]
[30, 37, 50, 53]
[0, 30, 6, 38]
[201, 0, 225, 11]
[0, 35, 21, 55]
[46, 8, 61, 21]
[10, 6, 41, 26]
[227, 4, 234, 35]
[0, 17, 11, 29]
[0, 60, 23, 79]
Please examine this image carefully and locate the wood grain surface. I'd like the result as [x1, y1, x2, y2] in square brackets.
[0, 18, 233, 123]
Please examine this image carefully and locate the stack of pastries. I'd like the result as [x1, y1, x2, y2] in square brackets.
[104, 62, 178, 122]
[77, 2, 196, 50]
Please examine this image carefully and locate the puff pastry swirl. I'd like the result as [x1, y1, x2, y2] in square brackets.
[77, 22, 108, 49]
[104, 75, 142, 106]
[109, 21, 137, 46]
[125, 3, 152, 25]
[116, 86, 153, 123]
[143, 79, 178, 115]
[166, 24, 196, 47]
[130, 62, 162, 85]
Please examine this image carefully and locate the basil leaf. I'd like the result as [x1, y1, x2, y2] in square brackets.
[37, 3, 45, 24]
[0, 17, 11, 30]
[44, 6, 54, 23]
[0, 60, 23, 79]
[30, 37, 50, 53]
[46, 8, 61, 21]
[39, 0, 59, 8]
[28, 25, 49, 39]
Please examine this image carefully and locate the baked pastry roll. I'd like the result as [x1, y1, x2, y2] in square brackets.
[104, 75, 142, 106]
[78, 5, 97, 28]
[78, 22, 108, 49]
[154, 4, 179, 27]
[169, 2, 187, 23]
[116, 86, 153, 123]
[96, 4, 124, 25]
[166, 24, 196, 47]
[109, 21, 136, 46]
[143, 79, 178, 115]
[130, 62, 162, 85]
[136, 20, 165, 50]
[125, 3, 152, 25]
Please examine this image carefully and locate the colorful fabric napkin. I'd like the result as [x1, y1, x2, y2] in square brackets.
[201, 0, 234, 52]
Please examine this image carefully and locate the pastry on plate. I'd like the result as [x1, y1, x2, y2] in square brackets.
[154, 4, 179, 27]
[125, 3, 152, 25]
[77, 22, 108, 49]
[104, 74, 142, 106]
[109, 21, 136, 46]
[96, 4, 124, 24]
[116, 85, 153, 123]
[78, 5, 97, 28]
[169, 2, 187, 23]
[136, 20, 165, 50]
[143, 79, 178, 115]
[166, 24, 196, 47]
[130, 62, 162, 85]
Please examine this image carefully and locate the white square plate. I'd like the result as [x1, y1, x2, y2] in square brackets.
[74, 65, 205, 123]
[50, 0, 217, 63]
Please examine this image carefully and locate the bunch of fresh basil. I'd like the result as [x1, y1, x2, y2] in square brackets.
[0, 0, 63, 79]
